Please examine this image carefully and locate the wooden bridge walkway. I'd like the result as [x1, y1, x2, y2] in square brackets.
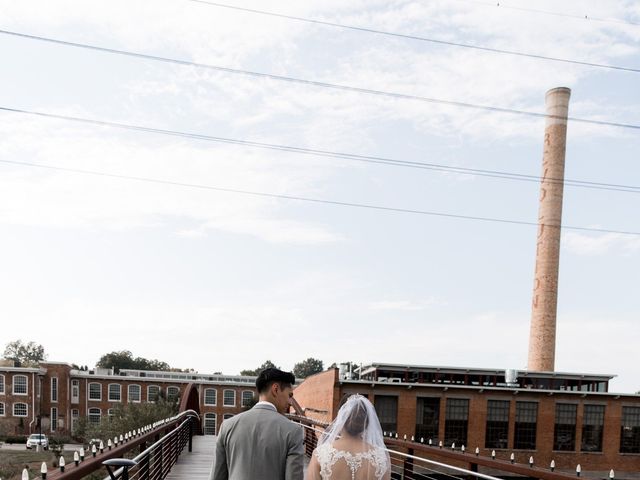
[165, 435, 310, 479]
[166, 435, 216, 480]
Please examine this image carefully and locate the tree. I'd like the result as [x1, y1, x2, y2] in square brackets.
[96, 350, 172, 373]
[73, 395, 178, 443]
[3, 340, 46, 366]
[242, 396, 258, 411]
[240, 360, 279, 376]
[293, 357, 324, 379]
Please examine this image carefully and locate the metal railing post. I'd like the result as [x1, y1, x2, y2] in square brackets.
[188, 417, 193, 453]
[158, 441, 164, 479]
[138, 453, 150, 480]
[402, 447, 414, 479]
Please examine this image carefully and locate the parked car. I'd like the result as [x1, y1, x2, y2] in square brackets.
[26, 434, 49, 450]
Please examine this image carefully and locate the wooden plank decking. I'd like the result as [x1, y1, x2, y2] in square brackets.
[165, 435, 216, 480]
[165, 435, 310, 479]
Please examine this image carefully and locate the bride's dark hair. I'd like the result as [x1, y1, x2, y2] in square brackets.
[319, 393, 389, 465]
[339, 394, 369, 436]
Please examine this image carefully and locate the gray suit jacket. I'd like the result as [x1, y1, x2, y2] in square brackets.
[212, 404, 304, 480]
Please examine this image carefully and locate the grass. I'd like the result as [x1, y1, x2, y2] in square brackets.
[0, 449, 76, 480]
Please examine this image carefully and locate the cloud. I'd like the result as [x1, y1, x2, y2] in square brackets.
[563, 232, 640, 256]
[0, 112, 343, 244]
[556, 312, 639, 392]
[368, 298, 443, 311]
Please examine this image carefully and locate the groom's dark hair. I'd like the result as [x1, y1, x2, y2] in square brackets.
[256, 367, 296, 394]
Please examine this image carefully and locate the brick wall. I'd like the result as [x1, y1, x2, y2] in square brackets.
[291, 368, 339, 423]
[294, 374, 640, 475]
[0, 369, 40, 435]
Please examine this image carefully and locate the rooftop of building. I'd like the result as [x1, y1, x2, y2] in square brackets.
[354, 362, 616, 381]
[345, 362, 627, 395]
[68, 367, 257, 385]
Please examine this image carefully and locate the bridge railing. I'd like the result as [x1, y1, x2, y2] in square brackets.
[287, 414, 582, 480]
[47, 410, 199, 480]
[100, 411, 198, 480]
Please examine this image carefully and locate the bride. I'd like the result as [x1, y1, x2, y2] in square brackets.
[306, 394, 391, 480]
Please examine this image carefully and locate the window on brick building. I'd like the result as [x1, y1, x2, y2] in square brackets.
[415, 397, 439, 443]
[241, 391, 254, 407]
[0, 402, 4, 416]
[620, 406, 640, 454]
[147, 385, 160, 402]
[71, 380, 79, 403]
[88, 408, 101, 425]
[223, 414, 234, 420]
[514, 401, 537, 450]
[204, 388, 217, 406]
[223, 390, 236, 407]
[51, 377, 58, 403]
[167, 386, 180, 402]
[51, 407, 58, 432]
[581, 405, 605, 452]
[374, 395, 398, 435]
[0, 374, 5, 394]
[554, 403, 577, 451]
[128, 384, 141, 403]
[444, 398, 469, 446]
[13, 375, 27, 395]
[204, 413, 217, 435]
[89, 382, 102, 401]
[485, 400, 509, 449]
[71, 409, 79, 432]
[13, 402, 28, 417]
[109, 384, 122, 402]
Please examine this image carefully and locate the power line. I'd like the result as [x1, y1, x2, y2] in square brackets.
[185, 0, 640, 73]
[1, 29, 639, 131]
[451, 0, 640, 28]
[2, 106, 638, 194]
[1, 158, 638, 236]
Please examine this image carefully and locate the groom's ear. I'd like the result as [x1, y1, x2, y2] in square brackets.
[270, 381, 280, 395]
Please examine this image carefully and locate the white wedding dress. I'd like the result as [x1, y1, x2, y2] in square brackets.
[314, 443, 389, 480]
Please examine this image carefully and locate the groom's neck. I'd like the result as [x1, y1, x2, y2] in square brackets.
[258, 395, 275, 406]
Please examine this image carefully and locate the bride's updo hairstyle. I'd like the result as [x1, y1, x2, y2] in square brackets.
[339, 394, 369, 436]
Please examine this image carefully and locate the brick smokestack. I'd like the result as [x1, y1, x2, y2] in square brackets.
[527, 87, 571, 372]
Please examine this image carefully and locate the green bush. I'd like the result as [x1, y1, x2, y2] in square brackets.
[50, 434, 72, 445]
[75, 397, 178, 443]
[1, 434, 28, 444]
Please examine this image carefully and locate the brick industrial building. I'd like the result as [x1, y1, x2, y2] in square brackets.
[293, 364, 640, 476]
[1, 359, 638, 475]
[0, 361, 255, 439]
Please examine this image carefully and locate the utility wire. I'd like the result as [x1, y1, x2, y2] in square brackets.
[185, 0, 640, 73]
[451, 0, 640, 27]
[1, 29, 639, 131]
[1, 158, 638, 236]
[2, 106, 638, 194]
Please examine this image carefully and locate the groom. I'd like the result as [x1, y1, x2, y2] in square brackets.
[212, 367, 304, 480]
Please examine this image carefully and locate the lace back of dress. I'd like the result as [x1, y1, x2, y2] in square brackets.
[316, 444, 389, 480]
[315, 395, 391, 480]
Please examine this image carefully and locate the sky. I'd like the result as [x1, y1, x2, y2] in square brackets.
[0, 0, 638, 392]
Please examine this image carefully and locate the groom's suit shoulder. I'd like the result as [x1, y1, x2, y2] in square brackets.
[234, 405, 300, 433]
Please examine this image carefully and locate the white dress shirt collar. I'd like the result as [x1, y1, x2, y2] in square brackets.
[255, 400, 277, 411]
